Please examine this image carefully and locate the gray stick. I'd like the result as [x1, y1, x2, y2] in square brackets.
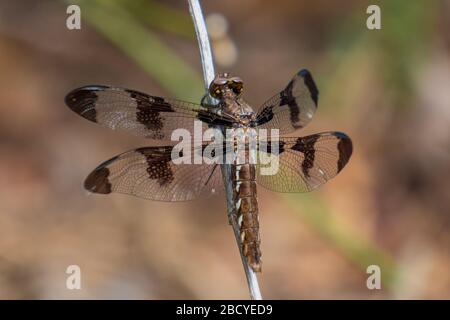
[187, 0, 262, 300]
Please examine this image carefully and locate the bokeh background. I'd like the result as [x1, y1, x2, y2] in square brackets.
[0, 0, 449, 299]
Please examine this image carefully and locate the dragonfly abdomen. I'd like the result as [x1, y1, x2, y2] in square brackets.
[231, 163, 261, 272]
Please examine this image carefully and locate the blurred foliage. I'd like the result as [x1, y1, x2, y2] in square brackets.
[300, 0, 438, 290]
[323, 0, 437, 114]
[69, 0, 204, 101]
[116, 0, 195, 39]
[285, 194, 398, 290]
[379, 0, 436, 106]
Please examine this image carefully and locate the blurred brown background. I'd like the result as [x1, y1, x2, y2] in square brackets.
[0, 0, 449, 299]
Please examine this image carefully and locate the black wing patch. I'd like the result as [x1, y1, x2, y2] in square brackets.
[84, 145, 224, 202]
[254, 69, 319, 134]
[65, 86, 233, 141]
[256, 132, 352, 192]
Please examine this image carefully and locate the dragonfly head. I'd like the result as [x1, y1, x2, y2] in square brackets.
[209, 73, 244, 100]
[209, 73, 255, 126]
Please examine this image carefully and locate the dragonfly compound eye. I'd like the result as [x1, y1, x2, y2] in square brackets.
[229, 80, 243, 95]
[234, 83, 243, 94]
[209, 83, 223, 98]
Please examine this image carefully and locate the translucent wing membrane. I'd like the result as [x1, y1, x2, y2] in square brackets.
[256, 132, 352, 192]
[65, 86, 233, 141]
[254, 69, 319, 134]
[68, 71, 352, 203]
[83, 132, 351, 200]
[84, 145, 224, 201]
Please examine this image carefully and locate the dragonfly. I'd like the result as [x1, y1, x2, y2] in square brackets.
[65, 69, 352, 272]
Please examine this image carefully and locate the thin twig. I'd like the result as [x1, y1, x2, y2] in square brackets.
[187, 0, 262, 300]
[187, 0, 215, 91]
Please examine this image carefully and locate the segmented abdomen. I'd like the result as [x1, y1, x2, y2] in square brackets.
[231, 162, 261, 272]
